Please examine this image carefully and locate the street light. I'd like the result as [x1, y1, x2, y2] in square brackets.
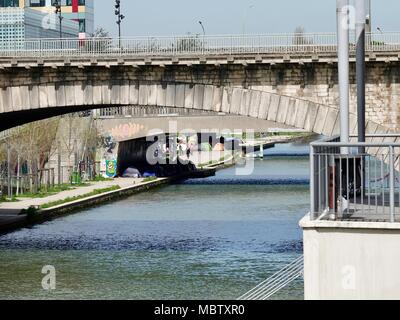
[53, 0, 63, 40]
[198, 21, 205, 36]
[242, 4, 254, 34]
[115, 0, 125, 48]
[366, 0, 372, 33]
[198, 21, 205, 50]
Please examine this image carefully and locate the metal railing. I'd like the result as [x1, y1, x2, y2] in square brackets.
[310, 134, 400, 223]
[239, 256, 303, 300]
[93, 106, 217, 119]
[1, 32, 400, 58]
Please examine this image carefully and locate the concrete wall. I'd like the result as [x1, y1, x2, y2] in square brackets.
[301, 217, 400, 300]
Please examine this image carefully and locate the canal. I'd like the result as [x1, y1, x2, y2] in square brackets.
[0, 140, 310, 300]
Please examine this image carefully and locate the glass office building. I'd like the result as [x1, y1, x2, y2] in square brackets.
[0, 0, 94, 41]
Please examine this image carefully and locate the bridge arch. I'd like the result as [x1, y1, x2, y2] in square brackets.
[0, 80, 387, 136]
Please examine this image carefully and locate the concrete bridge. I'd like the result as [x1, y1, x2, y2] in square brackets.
[1, 33, 400, 135]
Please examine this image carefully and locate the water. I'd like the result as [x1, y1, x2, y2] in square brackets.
[0, 141, 310, 300]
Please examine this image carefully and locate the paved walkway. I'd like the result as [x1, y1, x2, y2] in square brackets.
[0, 178, 142, 214]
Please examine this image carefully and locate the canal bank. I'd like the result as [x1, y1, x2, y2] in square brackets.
[0, 168, 216, 235]
[0, 134, 310, 235]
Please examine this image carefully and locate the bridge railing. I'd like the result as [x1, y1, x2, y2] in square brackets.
[310, 134, 400, 223]
[1, 32, 400, 58]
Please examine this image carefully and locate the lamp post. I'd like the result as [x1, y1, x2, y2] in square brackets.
[115, 0, 125, 49]
[242, 4, 254, 34]
[366, 0, 372, 33]
[53, 0, 63, 40]
[355, 0, 366, 152]
[198, 21, 205, 51]
[337, 0, 350, 154]
[198, 21, 205, 37]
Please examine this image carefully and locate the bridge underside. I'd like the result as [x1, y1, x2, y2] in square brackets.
[0, 81, 347, 136]
[0, 68, 393, 141]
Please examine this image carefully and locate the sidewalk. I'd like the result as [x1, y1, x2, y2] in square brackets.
[0, 178, 142, 213]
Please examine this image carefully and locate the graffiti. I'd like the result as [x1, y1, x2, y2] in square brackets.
[99, 135, 117, 155]
[109, 123, 146, 141]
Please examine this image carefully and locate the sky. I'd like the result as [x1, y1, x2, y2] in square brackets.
[95, 1, 400, 37]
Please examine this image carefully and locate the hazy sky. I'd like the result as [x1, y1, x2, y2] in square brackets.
[95, 1, 399, 37]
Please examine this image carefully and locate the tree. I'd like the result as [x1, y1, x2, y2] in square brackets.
[175, 34, 202, 52]
[293, 26, 313, 45]
[85, 27, 112, 53]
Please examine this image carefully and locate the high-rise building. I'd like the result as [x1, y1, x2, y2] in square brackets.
[0, 0, 94, 41]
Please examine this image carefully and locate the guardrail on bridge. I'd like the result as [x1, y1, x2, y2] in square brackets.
[1, 32, 400, 58]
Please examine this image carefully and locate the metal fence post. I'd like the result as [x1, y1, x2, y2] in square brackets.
[310, 145, 315, 220]
[389, 145, 395, 222]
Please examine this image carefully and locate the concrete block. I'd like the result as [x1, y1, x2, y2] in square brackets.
[284, 98, 296, 125]
[93, 82, 102, 105]
[139, 83, 149, 106]
[295, 100, 309, 129]
[323, 108, 339, 136]
[1, 87, 13, 112]
[11, 87, 23, 111]
[110, 81, 121, 105]
[203, 85, 214, 111]
[349, 113, 358, 135]
[240, 90, 250, 116]
[82, 82, 93, 106]
[231, 88, 243, 115]
[101, 83, 111, 105]
[286, 99, 299, 127]
[221, 87, 232, 113]
[74, 82, 84, 106]
[156, 84, 167, 106]
[313, 105, 329, 134]
[276, 95, 290, 124]
[120, 81, 130, 105]
[267, 94, 280, 121]
[249, 91, 261, 118]
[129, 81, 139, 105]
[54, 84, 65, 109]
[148, 84, 158, 106]
[20, 85, 30, 110]
[38, 84, 48, 109]
[65, 84, 76, 106]
[184, 84, 194, 109]
[166, 84, 176, 107]
[304, 102, 319, 132]
[175, 84, 185, 108]
[257, 92, 271, 120]
[194, 84, 205, 110]
[211, 86, 222, 112]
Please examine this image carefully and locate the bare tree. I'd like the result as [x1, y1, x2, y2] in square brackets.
[293, 26, 313, 45]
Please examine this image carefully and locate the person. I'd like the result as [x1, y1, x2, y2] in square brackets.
[186, 145, 191, 159]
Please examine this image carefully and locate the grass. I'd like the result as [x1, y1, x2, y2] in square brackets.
[18, 183, 91, 199]
[90, 175, 113, 182]
[142, 177, 158, 183]
[40, 185, 121, 209]
[0, 196, 19, 203]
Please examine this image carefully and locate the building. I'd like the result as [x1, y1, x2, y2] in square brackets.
[0, 0, 94, 41]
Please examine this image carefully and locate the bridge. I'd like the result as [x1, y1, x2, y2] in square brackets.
[0, 32, 399, 135]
